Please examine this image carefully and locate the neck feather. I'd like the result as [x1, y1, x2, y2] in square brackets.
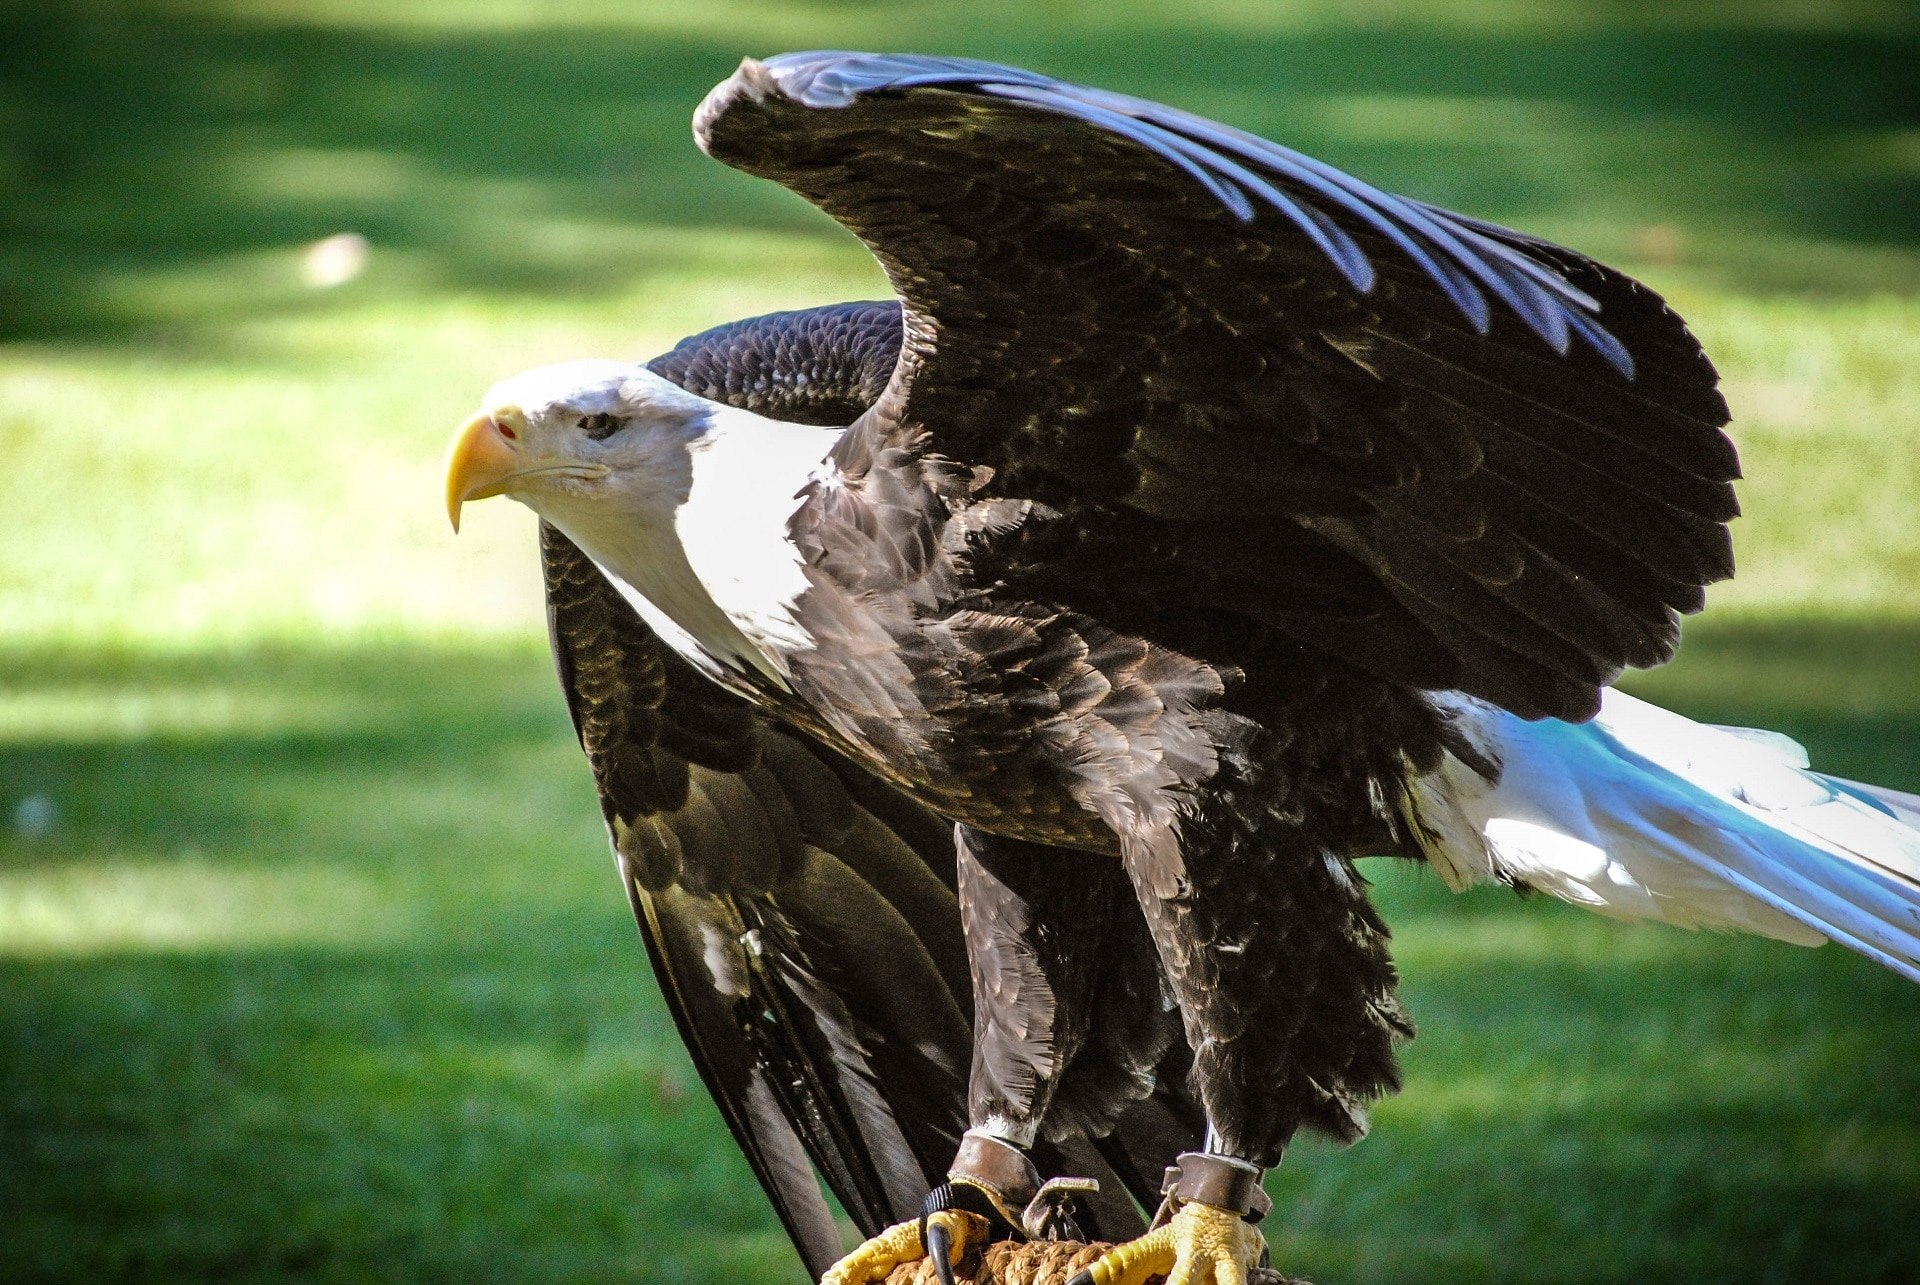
[546, 402, 843, 689]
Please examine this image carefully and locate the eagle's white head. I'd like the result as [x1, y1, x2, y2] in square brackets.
[445, 361, 716, 535]
[445, 360, 843, 686]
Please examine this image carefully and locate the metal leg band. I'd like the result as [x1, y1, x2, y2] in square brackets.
[947, 1129, 1045, 1229]
[1161, 1151, 1272, 1223]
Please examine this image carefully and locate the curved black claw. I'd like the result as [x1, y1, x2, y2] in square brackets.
[926, 1218, 955, 1285]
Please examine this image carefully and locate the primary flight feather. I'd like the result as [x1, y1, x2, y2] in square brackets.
[444, 53, 1920, 1282]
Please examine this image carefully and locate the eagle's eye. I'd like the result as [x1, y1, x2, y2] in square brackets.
[578, 412, 623, 440]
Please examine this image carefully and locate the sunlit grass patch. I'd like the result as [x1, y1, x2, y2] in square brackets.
[0, 223, 885, 649]
[1680, 292, 1920, 617]
[3, 273, 1915, 650]
[0, 857, 408, 955]
[0, 642, 616, 970]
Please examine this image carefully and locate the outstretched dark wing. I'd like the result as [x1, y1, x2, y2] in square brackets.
[696, 53, 1738, 722]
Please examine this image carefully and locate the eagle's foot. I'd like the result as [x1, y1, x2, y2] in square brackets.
[819, 1209, 986, 1285]
[1063, 1201, 1266, 1285]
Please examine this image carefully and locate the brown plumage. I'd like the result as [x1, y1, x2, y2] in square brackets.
[522, 52, 1742, 1279]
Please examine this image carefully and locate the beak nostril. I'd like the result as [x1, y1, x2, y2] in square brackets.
[495, 419, 518, 442]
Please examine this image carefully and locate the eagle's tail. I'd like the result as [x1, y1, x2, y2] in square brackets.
[1405, 688, 1920, 983]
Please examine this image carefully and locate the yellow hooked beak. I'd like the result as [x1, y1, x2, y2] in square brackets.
[444, 410, 523, 532]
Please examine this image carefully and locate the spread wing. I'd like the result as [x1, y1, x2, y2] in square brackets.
[550, 303, 1181, 1271]
[696, 53, 1739, 723]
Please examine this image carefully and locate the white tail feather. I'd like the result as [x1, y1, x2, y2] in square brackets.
[1408, 689, 1920, 983]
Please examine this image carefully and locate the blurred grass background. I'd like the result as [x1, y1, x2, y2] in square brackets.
[2, 0, 1918, 1281]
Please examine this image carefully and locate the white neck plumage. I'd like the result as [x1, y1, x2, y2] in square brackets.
[538, 401, 844, 691]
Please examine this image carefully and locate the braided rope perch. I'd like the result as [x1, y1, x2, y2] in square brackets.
[879, 1241, 1307, 1285]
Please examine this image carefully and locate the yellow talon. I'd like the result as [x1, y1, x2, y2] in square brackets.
[1067, 1201, 1264, 1285]
[820, 1210, 984, 1284]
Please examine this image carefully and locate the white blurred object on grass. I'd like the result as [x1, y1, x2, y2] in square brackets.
[13, 793, 57, 839]
[301, 233, 370, 288]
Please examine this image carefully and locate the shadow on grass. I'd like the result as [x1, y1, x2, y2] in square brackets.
[1, 3, 1916, 343]
[2, 617, 1918, 1281]
[1, 642, 798, 1282]
[2, 942, 795, 1285]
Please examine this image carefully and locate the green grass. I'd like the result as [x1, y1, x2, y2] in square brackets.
[2, 0, 1918, 1281]
[4, 635, 1917, 1283]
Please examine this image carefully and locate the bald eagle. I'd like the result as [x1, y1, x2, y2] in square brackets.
[444, 53, 1920, 1285]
